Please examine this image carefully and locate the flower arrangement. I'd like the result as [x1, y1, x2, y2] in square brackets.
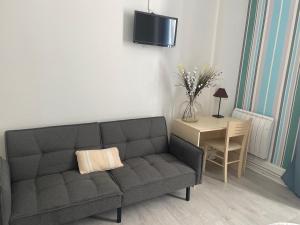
[177, 65, 220, 122]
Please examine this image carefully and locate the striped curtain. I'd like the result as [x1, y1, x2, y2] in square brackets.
[236, 0, 300, 169]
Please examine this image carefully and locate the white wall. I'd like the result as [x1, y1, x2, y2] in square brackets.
[0, 0, 221, 158]
[212, 0, 249, 116]
[164, 0, 249, 119]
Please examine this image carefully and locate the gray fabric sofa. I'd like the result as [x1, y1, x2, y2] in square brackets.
[0, 117, 203, 225]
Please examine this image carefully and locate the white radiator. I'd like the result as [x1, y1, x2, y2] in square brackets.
[232, 108, 274, 160]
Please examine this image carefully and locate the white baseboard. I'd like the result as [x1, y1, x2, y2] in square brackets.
[246, 154, 286, 186]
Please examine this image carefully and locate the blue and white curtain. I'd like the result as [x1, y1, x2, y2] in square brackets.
[236, 0, 300, 169]
[282, 118, 300, 196]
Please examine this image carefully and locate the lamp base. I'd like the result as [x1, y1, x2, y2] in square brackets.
[212, 114, 224, 118]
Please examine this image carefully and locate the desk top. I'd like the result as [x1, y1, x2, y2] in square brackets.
[174, 116, 243, 132]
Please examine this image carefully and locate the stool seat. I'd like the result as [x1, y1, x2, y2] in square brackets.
[204, 139, 242, 152]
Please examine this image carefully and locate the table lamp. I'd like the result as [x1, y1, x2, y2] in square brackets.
[213, 88, 228, 118]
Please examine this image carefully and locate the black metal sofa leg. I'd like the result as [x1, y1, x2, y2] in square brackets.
[186, 187, 190, 201]
[117, 207, 122, 223]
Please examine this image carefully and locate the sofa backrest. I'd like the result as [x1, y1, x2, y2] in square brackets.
[5, 123, 101, 182]
[100, 117, 168, 160]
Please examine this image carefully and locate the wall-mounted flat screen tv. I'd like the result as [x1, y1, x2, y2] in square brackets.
[133, 11, 178, 47]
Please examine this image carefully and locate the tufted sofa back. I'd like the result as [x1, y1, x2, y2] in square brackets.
[5, 117, 168, 182]
[100, 117, 168, 160]
[5, 123, 101, 182]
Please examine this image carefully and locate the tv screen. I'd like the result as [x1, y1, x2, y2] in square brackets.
[133, 11, 178, 47]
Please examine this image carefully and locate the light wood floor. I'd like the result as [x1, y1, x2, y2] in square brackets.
[72, 165, 300, 225]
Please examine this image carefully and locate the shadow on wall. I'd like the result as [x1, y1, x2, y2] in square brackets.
[158, 60, 193, 129]
[157, 60, 217, 124]
[0, 133, 5, 159]
[123, 10, 134, 44]
[158, 61, 175, 128]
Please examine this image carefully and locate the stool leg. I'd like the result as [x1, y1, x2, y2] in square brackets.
[237, 149, 244, 178]
[224, 152, 228, 183]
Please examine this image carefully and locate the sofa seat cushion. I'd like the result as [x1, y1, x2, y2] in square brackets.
[11, 170, 122, 225]
[110, 153, 195, 192]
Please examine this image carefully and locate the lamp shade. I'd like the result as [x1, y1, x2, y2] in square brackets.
[213, 88, 228, 98]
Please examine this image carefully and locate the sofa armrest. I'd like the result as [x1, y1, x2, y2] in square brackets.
[169, 134, 203, 184]
[0, 158, 11, 225]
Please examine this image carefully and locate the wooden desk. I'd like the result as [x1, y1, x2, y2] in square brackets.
[172, 116, 243, 148]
